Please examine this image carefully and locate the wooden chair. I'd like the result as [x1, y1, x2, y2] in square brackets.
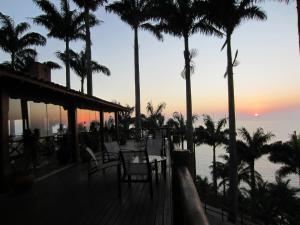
[118, 150, 153, 198]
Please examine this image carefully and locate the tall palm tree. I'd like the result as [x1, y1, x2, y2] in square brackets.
[72, 0, 107, 95]
[33, 0, 87, 89]
[56, 49, 110, 93]
[195, 114, 228, 196]
[0, 12, 46, 70]
[269, 131, 300, 186]
[155, 0, 221, 154]
[238, 127, 273, 217]
[205, 1, 267, 221]
[106, 0, 162, 133]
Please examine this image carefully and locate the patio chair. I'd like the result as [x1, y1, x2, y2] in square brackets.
[146, 138, 167, 182]
[103, 141, 121, 163]
[118, 150, 153, 198]
[84, 146, 119, 180]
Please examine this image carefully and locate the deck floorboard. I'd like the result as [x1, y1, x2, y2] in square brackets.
[0, 156, 172, 225]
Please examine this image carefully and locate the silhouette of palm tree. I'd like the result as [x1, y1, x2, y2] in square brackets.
[238, 127, 273, 217]
[195, 115, 228, 196]
[155, 0, 221, 155]
[56, 49, 110, 93]
[145, 101, 166, 129]
[106, 0, 162, 133]
[0, 12, 46, 71]
[73, 0, 107, 95]
[33, 0, 88, 88]
[204, 1, 267, 221]
[269, 131, 300, 187]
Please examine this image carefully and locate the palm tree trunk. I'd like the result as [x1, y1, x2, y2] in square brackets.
[11, 52, 15, 70]
[213, 145, 217, 196]
[250, 160, 255, 217]
[184, 34, 196, 179]
[81, 77, 84, 93]
[297, 0, 300, 53]
[226, 34, 238, 223]
[134, 27, 141, 132]
[84, 5, 93, 96]
[65, 37, 71, 89]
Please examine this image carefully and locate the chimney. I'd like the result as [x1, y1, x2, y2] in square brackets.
[30, 62, 51, 82]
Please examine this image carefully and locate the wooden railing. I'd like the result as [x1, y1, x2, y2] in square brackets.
[172, 150, 210, 225]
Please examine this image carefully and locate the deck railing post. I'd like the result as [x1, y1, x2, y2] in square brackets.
[0, 89, 10, 192]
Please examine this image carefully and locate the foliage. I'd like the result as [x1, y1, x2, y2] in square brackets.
[268, 131, 300, 185]
[0, 12, 46, 71]
[56, 49, 110, 92]
[145, 101, 166, 129]
[195, 114, 228, 195]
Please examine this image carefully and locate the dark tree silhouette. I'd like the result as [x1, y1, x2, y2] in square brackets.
[73, 0, 107, 95]
[57, 49, 110, 93]
[269, 131, 300, 187]
[204, 1, 267, 221]
[106, 0, 162, 133]
[238, 127, 273, 217]
[33, 0, 87, 88]
[0, 12, 46, 71]
[195, 114, 228, 196]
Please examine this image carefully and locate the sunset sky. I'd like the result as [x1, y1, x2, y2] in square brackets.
[1, 0, 299, 140]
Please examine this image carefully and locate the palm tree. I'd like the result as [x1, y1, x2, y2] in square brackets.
[205, 1, 267, 221]
[145, 101, 166, 129]
[155, 0, 221, 154]
[56, 49, 110, 93]
[0, 12, 46, 70]
[253, 177, 300, 225]
[106, 0, 162, 133]
[238, 127, 273, 217]
[269, 131, 300, 186]
[214, 154, 262, 200]
[33, 0, 87, 89]
[72, 0, 107, 95]
[195, 114, 228, 196]
[0, 12, 47, 133]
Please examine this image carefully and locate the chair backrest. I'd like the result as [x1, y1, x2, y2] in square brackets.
[104, 141, 120, 154]
[85, 147, 99, 175]
[120, 150, 150, 176]
[146, 138, 163, 156]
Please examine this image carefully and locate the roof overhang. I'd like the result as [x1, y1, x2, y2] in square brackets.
[0, 69, 129, 112]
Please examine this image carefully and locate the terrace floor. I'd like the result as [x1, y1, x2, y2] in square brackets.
[0, 156, 172, 225]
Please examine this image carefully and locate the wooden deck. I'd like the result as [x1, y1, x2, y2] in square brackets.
[0, 160, 172, 225]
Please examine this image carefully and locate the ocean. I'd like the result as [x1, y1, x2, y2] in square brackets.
[193, 115, 300, 188]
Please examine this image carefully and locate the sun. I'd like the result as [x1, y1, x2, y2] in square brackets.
[254, 113, 260, 117]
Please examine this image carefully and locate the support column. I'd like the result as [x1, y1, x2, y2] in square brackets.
[114, 111, 119, 142]
[68, 106, 79, 162]
[99, 110, 104, 151]
[0, 90, 10, 192]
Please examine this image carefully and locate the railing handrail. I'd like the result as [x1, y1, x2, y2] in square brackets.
[176, 166, 210, 225]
